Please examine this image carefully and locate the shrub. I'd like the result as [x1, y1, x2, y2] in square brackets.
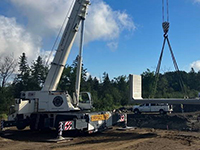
[0, 114, 7, 120]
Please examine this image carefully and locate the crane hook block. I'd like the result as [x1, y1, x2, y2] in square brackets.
[162, 21, 170, 35]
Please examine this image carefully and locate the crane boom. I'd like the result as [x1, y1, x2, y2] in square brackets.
[42, 0, 90, 91]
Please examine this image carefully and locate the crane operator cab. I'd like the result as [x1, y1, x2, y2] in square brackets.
[78, 92, 92, 110]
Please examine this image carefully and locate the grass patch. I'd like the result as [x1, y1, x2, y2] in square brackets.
[0, 114, 7, 120]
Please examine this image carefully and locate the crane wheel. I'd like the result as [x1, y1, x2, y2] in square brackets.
[16, 120, 26, 130]
[134, 109, 140, 114]
[159, 109, 165, 115]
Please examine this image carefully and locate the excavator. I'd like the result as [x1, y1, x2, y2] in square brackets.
[1, 0, 124, 133]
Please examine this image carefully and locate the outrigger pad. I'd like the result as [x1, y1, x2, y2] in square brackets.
[0, 120, 4, 131]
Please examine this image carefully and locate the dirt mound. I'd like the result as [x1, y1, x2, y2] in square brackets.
[127, 112, 200, 131]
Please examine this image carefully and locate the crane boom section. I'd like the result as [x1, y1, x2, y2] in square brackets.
[42, 0, 90, 91]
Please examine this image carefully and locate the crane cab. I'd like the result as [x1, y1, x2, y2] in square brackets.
[78, 92, 93, 110]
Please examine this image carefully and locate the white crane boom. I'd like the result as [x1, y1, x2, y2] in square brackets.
[42, 0, 90, 91]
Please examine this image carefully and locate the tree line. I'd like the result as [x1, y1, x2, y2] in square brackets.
[0, 53, 200, 115]
[142, 68, 200, 99]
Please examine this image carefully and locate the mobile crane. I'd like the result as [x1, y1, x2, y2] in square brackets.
[1, 0, 124, 133]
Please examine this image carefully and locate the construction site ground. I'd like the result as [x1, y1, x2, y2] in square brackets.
[1, 112, 200, 150]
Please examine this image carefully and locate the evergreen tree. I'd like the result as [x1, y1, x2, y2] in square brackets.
[58, 56, 88, 94]
[18, 53, 29, 78]
[142, 69, 155, 98]
[0, 85, 14, 114]
[13, 53, 31, 97]
[102, 72, 111, 94]
[58, 65, 73, 92]
[113, 76, 129, 105]
[30, 56, 48, 90]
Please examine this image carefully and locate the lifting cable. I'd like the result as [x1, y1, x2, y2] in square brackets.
[152, 0, 187, 98]
[162, 0, 169, 23]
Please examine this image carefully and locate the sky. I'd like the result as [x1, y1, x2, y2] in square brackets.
[0, 0, 200, 80]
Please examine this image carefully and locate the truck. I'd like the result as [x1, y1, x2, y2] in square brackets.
[1, 0, 124, 133]
[133, 103, 173, 114]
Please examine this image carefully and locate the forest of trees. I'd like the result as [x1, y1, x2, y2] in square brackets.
[0, 53, 200, 116]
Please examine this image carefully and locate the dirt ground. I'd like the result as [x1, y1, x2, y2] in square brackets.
[1, 127, 200, 150]
[1, 112, 200, 150]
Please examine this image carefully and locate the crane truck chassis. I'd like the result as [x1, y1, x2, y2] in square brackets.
[0, 0, 125, 133]
[1, 103, 124, 133]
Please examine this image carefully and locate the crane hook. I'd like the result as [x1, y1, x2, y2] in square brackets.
[162, 0, 170, 36]
[162, 21, 170, 36]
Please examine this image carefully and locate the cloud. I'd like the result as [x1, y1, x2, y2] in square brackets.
[84, 0, 136, 44]
[10, 0, 135, 47]
[194, 0, 200, 3]
[190, 60, 200, 71]
[0, 0, 135, 66]
[117, 11, 135, 31]
[0, 15, 41, 64]
[85, 0, 121, 41]
[10, 0, 75, 37]
[107, 42, 118, 51]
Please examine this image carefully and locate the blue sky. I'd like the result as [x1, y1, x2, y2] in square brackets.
[0, 0, 200, 80]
